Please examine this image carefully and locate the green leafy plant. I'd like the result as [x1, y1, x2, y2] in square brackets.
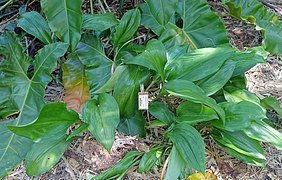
[1, 0, 282, 179]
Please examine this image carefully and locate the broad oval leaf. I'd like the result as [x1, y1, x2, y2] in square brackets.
[63, 53, 91, 113]
[18, 11, 52, 44]
[212, 101, 267, 131]
[41, 0, 84, 51]
[164, 146, 185, 180]
[176, 101, 218, 124]
[198, 61, 236, 96]
[167, 123, 206, 173]
[125, 39, 167, 81]
[8, 103, 80, 142]
[83, 93, 120, 152]
[212, 129, 266, 167]
[177, 0, 230, 49]
[164, 79, 225, 122]
[76, 33, 112, 96]
[0, 32, 67, 177]
[149, 102, 175, 125]
[112, 8, 141, 47]
[25, 135, 73, 176]
[244, 120, 282, 150]
[82, 13, 118, 32]
[145, 0, 177, 27]
[138, 147, 163, 173]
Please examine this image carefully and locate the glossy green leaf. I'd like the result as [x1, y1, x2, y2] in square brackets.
[112, 8, 141, 47]
[41, 0, 84, 51]
[83, 94, 120, 152]
[177, 0, 230, 49]
[244, 120, 282, 150]
[212, 130, 266, 167]
[149, 102, 175, 125]
[63, 53, 91, 112]
[8, 103, 80, 142]
[138, 147, 163, 173]
[166, 47, 235, 82]
[167, 123, 206, 173]
[147, 120, 167, 128]
[139, 3, 165, 35]
[91, 151, 143, 180]
[25, 135, 73, 176]
[76, 33, 112, 96]
[145, 0, 177, 27]
[223, 0, 282, 55]
[164, 79, 225, 122]
[164, 146, 185, 180]
[118, 111, 147, 137]
[176, 101, 218, 124]
[113, 65, 150, 117]
[260, 97, 282, 117]
[223, 86, 261, 105]
[18, 11, 52, 44]
[213, 101, 266, 131]
[82, 13, 118, 32]
[198, 61, 236, 96]
[0, 32, 68, 177]
[125, 39, 167, 81]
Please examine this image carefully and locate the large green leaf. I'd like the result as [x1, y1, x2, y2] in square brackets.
[18, 11, 52, 44]
[223, 0, 282, 55]
[82, 13, 118, 32]
[113, 65, 150, 117]
[164, 146, 185, 180]
[8, 103, 80, 142]
[25, 135, 73, 176]
[159, 23, 187, 49]
[112, 8, 141, 47]
[76, 33, 112, 96]
[212, 129, 266, 167]
[63, 53, 91, 112]
[212, 101, 267, 131]
[83, 94, 120, 152]
[176, 0, 230, 49]
[244, 120, 282, 150]
[0, 32, 68, 178]
[41, 0, 84, 51]
[145, 0, 177, 27]
[91, 151, 143, 180]
[118, 111, 147, 137]
[138, 147, 163, 173]
[167, 123, 206, 173]
[125, 39, 167, 81]
[260, 96, 282, 118]
[198, 61, 235, 96]
[164, 79, 225, 122]
[149, 102, 175, 125]
[139, 3, 165, 36]
[176, 101, 218, 124]
[166, 47, 235, 82]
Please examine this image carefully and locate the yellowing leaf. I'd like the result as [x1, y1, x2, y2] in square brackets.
[63, 54, 91, 113]
[188, 172, 218, 180]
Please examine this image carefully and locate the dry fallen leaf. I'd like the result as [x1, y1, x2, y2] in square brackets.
[188, 172, 218, 180]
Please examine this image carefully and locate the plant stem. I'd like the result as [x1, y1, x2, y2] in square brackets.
[0, 0, 14, 12]
[89, 0, 94, 14]
[97, 0, 106, 13]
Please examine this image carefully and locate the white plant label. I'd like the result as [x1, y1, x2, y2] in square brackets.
[138, 92, 149, 110]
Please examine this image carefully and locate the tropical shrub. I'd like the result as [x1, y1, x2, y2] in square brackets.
[0, 0, 282, 179]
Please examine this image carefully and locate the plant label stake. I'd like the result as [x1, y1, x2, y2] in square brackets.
[138, 84, 148, 110]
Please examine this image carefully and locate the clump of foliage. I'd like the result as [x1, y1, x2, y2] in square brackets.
[1, 0, 282, 179]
